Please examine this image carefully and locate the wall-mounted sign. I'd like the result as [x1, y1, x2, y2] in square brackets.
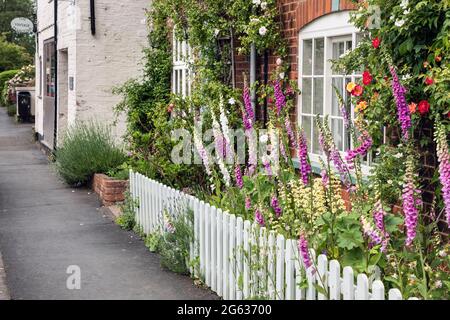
[11, 17, 34, 33]
[69, 77, 74, 91]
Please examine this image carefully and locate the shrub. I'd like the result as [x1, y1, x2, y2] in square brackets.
[0, 70, 18, 91]
[0, 35, 32, 72]
[55, 122, 126, 186]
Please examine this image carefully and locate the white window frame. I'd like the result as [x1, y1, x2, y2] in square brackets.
[172, 33, 192, 98]
[298, 11, 374, 176]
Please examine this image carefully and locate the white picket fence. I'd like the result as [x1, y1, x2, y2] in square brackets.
[129, 170, 409, 300]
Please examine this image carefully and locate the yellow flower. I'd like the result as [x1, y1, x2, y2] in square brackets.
[346, 82, 356, 93]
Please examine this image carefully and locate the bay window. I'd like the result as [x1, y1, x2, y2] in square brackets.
[298, 11, 374, 173]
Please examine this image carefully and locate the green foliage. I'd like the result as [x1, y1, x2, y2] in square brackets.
[157, 206, 194, 275]
[116, 191, 137, 231]
[0, 35, 31, 72]
[0, 69, 18, 91]
[106, 162, 131, 180]
[55, 122, 127, 186]
[145, 232, 161, 252]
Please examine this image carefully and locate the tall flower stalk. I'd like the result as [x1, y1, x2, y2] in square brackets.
[389, 66, 411, 141]
[219, 97, 234, 162]
[402, 155, 422, 247]
[243, 83, 255, 122]
[316, 117, 351, 186]
[435, 121, 450, 226]
[298, 234, 313, 270]
[194, 117, 212, 176]
[274, 80, 286, 116]
[298, 129, 311, 185]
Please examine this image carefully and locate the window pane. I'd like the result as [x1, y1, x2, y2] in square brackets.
[346, 40, 353, 51]
[301, 116, 312, 153]
[332, 41, 345, 60]
[356, 33, 365, 45]
[344, 126, 350, 151]
[302, 39, 312, 75]
[178, 70, 183, 94]
[332, 41, 345, 75]
[314, 38, 324, 75]
[301, 78, 312, 114]
[313, 77, 323, 115]
[332, 77, 343, 116]
[312, 119, 321, 154]
[331, 118, 344, 151]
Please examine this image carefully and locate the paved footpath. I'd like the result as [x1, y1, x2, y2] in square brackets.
[0, 107, 215, 300]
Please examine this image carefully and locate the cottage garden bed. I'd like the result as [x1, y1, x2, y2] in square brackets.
[112, 0, 449, 299]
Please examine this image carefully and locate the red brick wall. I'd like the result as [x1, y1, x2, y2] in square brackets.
[233, 0, 356, 108]
[92, 174, 128, 206]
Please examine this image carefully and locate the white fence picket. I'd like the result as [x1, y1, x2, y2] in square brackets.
[294, 239, 305, 300]
[242, 220, 251, 299]
[228, 214, 236, 300]
[388, 288, 402, 300]
[216, 209, 223, 297]
[267, 231, 276, 300]
[317, 254, 328, 300]
[205, 203, 211, 287]
[199, 201, 205, 279]
[259, 227, 267, 297]
[275, 234, 285, 300]
[306, 249, 316, 300]
[356, 274, 369, 300]
[329, 260, 341, 300]
[210, 206, 217, 293]
[250, 222, 259, 298]
[342, 266, 354, 300]
[128, 171, 408, 301]
[193, 198, 200, 278]
[222, 212, 229, 300]
[372, 280, 385, 300]
[284, 239, 295, 300]
[235, 217, 244, 300]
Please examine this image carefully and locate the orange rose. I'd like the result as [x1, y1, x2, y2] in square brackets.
[408, 103, 417, 114]
[356, 100, 368, 112]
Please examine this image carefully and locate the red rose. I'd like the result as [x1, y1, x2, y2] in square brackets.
[362, 71, 373, 85]
[425, 77, 434, 85]
[435, 56, 442, 63]
[372, 37, 381, 49]
[352, 85, 363, 97]
[418, 100, 430, 115]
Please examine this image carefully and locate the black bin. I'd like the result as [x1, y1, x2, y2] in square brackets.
[18, 92, 31, 122]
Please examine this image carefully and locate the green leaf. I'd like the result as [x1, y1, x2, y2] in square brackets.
[336, 229, 364, 250]
[399, 39, 413, 55]
[314, 284, 328, 297]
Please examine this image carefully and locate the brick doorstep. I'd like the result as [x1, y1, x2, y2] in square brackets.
[0, 252, 10, 300]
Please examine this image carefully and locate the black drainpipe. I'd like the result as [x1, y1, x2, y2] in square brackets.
[53, 0, 58, 152]
[90, 0, 96, 36]
[263, 50, 269, 128]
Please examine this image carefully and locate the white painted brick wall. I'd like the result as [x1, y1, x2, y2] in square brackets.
[35, 0, 150, 145]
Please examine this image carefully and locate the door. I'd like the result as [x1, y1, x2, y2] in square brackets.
[43, 39, 56, 149]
